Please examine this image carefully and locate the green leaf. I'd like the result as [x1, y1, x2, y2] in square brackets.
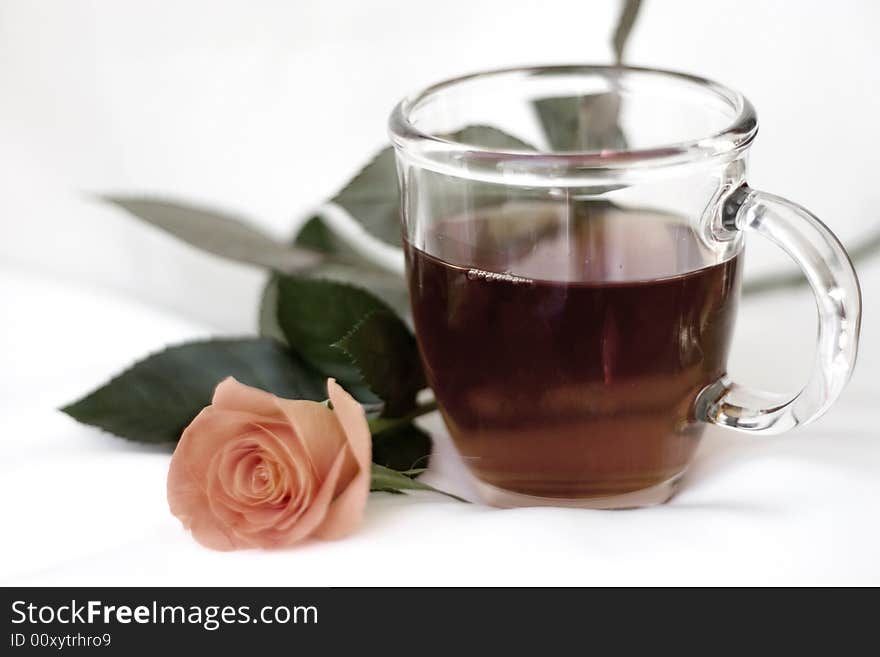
[331, 147, 401, 247]
[103, 197, 322, 273]
[331, 125, 536, 249]
[275, 275, 400, 402]
[370, 464, 468, 502]
[333, 311, 424, 416]
[258, 275, 287, 343]
[300, 263, 412, 317]
[370, 422, 431, 472]
[448, 125, 537, 151]
[295, 213, 340, 253]
[61, 338, 326, 443]
[258, 218, 411, 342]
[530, 0, 642, 154]
[533, 94, 627, 152]
[258, 126, 536, 338]
[294, 217, 411, 316]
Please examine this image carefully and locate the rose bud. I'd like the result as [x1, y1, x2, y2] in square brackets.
[167, 377, 370, 550]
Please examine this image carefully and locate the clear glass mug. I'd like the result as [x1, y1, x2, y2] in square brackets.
[387, 65, 861, 509]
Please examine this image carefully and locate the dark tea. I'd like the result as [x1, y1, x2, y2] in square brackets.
[405, 203, 742, 500]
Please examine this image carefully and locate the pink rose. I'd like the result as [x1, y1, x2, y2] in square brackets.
[167, 377, 370, 550]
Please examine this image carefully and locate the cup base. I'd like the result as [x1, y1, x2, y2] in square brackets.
[472, 472, 685, 510]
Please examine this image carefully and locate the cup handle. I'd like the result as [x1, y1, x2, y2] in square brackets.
[697, 185, 862, 435]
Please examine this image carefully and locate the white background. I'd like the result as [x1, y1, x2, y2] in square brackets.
[1, 0, 878, 585]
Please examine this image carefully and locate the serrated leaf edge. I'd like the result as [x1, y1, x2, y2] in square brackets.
[59, 336, 296, 443]
[329, 309, 386, 397]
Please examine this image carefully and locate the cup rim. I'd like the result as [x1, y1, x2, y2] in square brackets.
[388, 64, 758, 179]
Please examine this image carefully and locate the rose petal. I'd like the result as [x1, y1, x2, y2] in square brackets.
[212, 376, 282, 418]
[234, 451, 269, 501]
[208, 427, 315, 533]
[274, 399, 347, 480]
[175, 408, 274, 481]
[168, 447, 242, 551]
[313, 379, 371, 540]
[167, 378, 372, 550]
[263, 446, 350, 547]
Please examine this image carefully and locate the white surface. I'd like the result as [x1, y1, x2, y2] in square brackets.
[1, 0, 878, 585]
[1, 260, 878, 586]
[1, 0, 879, 330]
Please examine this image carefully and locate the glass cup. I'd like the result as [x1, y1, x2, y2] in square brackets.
[388, 65, 861, 509]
